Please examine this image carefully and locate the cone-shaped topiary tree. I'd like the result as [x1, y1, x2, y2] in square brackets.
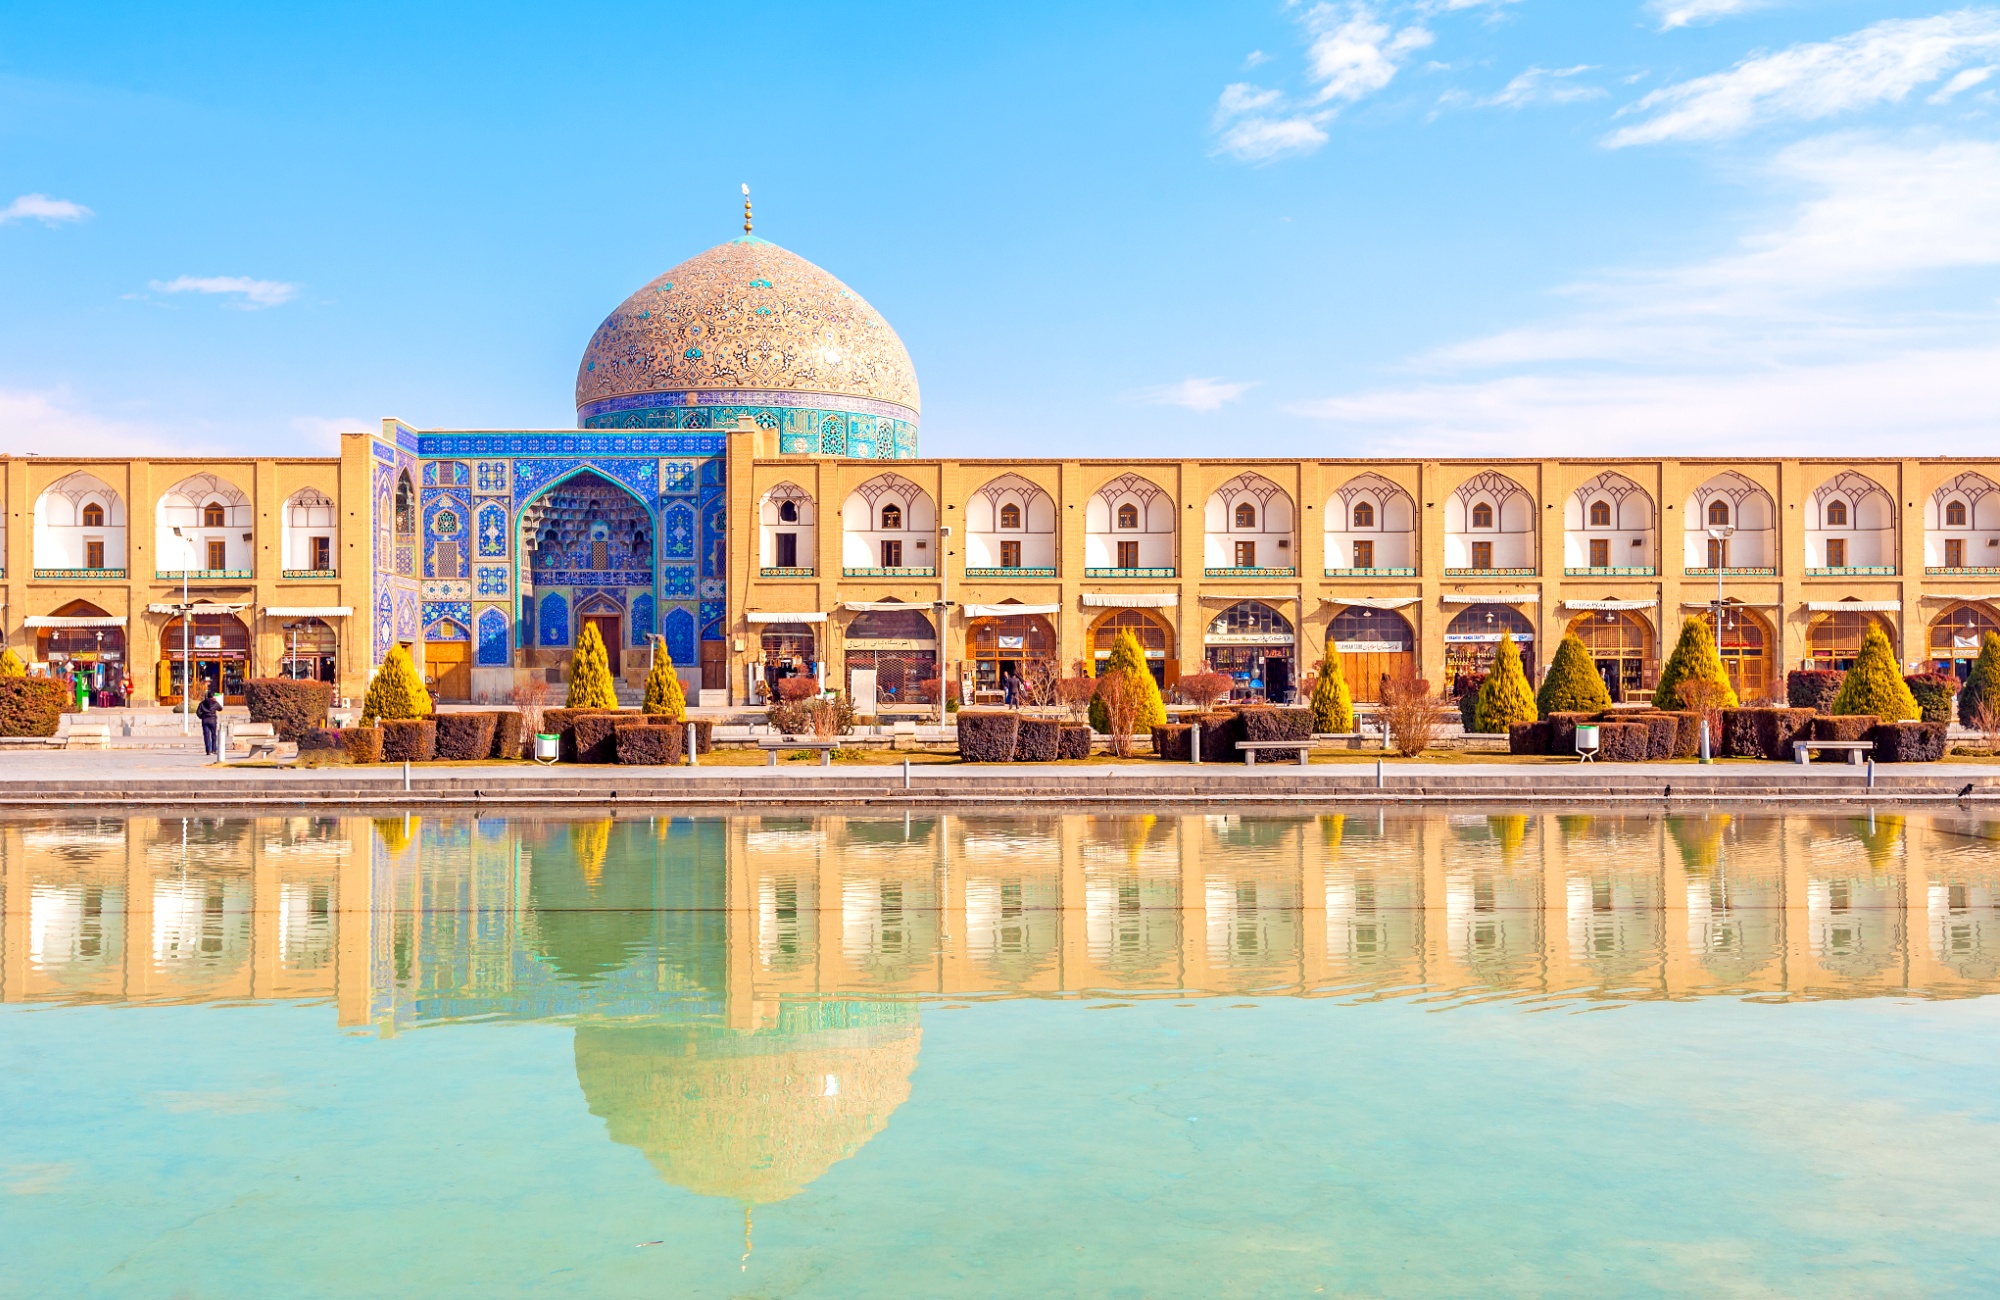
[566, 621, 619, 709]
[0, 648, 23, 678]
[1089, 629, 1166, 733]
[1472, 632, 1537, 733]
[1959, 631, 2000, 727]
[1309, 644, 1353, 734]
[361, 644, 433, 725]
[1830, 625, 1920, 721]
[1537, 633, 1612, 717]
[641, 636, 686, 720]
[1653, 617, 1738, 712]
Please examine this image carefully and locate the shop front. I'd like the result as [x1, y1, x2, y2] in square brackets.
[1805, 605, 1896, 672]
[755, 617, 821, 698]
[1086, 606, 1175, 689]
[966, 603, 1056, 704]
[1697, 602, 1774, 704]
[274, 616, 339, 684]
[1326, 604, 1416, 703]
[1204, 600, 1296, 702]
[1444, 602, 1536, 694]
[1929, 601, 2000, 679]
[156, 608, 252, 705]
[842, 603, 937, 710]
[1564, 606, 1654, 703]
[28, 601, 128, 707]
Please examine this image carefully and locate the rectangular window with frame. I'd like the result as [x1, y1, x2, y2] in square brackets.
[85, 540, 104, 569]
[881, 538, 903, 568]
[1117, 540, 1139, 569]
[1000, 540, 1022, 569]
[1471, 540, 1493, 569]
[1234, 540, 1257, 568]
[1826, 538, 1846, 568]
[1707, 538, 1729, 569]
[774, 532, 797, 567]
[1352, 539, 1374, 568]
[1589, 538, 1609, 568]
[207, 539, 227, 570]
[1947, 538, 1966, 567]
[311, 536, 333, 570]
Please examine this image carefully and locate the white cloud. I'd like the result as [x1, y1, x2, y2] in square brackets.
[1485, 64, 1606, 108]
[0, 194, 92, 226]
[1129, 377, 1259, 412]
[1929, 64, 1998, 100]
[1608, 11, 2000, 146]
[1244, 49, 1271, 69]
[0, 387, 188, 456]
[148, 274, 300, 308]
[1211, 2, 1438, 160]
[1648, 0, 1775, 31]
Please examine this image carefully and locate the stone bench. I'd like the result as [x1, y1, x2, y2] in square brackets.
[1237, 740, 1320, 767]
[227, 722, 281, 761]
[63, 723, 111, 751]
[757, 737, 838, 767]
[1794, 739, 1873, 766]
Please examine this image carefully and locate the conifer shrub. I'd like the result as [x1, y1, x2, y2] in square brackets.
[1537, 634, 1611, 717]
[1787, 669, 1845, 713]
[1088, 631, 1166, 734]
[1242, 706, 1313, 761]
[615, 723, 682, 765]
[244, 678, 333, 741]
[1058, 725, 1093, 759]
[1654, 618, 1738, 712]
[571, 713, 624, 764]
[1596, 721, 1650, 762]
[488, 711, 524, 759]
[957, 711, 1020, 763]
[379, 719, 436, 762]
[1903, 672, 1958, 725]
[340, 726, 383, 764]
[566, 621, 619, 710]
[434, 712, 498, 761]
[0, 678, 67, 737]
[1308, 646, 1354, 734]
[1959, 632, 2000, 727]
[1871, 720, 1948, 762]
[361, 645, 433, 725]
[1012, 716, 1061, 762]
[0, 648, 25, 678]
[641, 638, 687, 720]
[1509, 721, 1550, 755]
[1472, 633, 1537, 734]
[1829, 627, 1920, 722]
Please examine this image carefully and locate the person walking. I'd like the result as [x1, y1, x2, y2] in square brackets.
[196, 685, 222, 757]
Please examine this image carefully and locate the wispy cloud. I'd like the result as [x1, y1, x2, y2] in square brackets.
[0, 193, 92, 226]
[1484, 64, 1605, 108]
[1212, 3, 1436, 161]
[1929, 63, 1999, 101]
[1648, 0, 1776, 31]
[0, 387, 190, 456]
[148, 274, 300, 308]
[1129, 377, 1259, 412]
[1608, 10, 2000, 147]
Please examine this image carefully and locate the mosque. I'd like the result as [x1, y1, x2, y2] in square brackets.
[7, 194, 2000, 710]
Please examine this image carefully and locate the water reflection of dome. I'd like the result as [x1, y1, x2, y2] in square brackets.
[574, 1001, 920, 1204]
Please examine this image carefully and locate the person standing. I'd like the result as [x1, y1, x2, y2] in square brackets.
[196, 685, 222, 756]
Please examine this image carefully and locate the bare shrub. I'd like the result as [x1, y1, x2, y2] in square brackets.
[1094, 669, 1141, 758]
[1377, 673, 1439, 758]
[1677, 677, 1729, 757]
[508, 678, 553, 739]
[1055, 660, 1098, 722]
[1018, 658, 1062, 708]
[1178, 671, 1235, 711]
[1975, 700, 2000, 756]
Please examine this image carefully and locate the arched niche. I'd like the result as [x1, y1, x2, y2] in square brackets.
[1084, 474, 1174, 572]
[760, 482, 816, 572]
[1807, 471, 1894, 570]
[1929, 601, 2000, 677]
[965, 474, 1057, 573]
[1563, 608, 1655, 702]
[1444, 602, 1536, 690]
[34, 471, 127, 573]
[1204, 474, 1295, 573]
[282, 488, 337, 573]
[1925, 472, 2000, 571]
[1202, 599, 1297, 700]
[1325, 474, 1414, 573]
[1697, 602, 1775, 705]
[1806, 605, 1896, 670]
[1444, 472, 1533, 572]
[1684, 473, 1776, 570]
[1327, 604, 1416, 702]
[156, 473, 252, 573]
[841, 474, 935, 572]
[1085, 607, 1174, 687]
[1563, 473, 1655, 573]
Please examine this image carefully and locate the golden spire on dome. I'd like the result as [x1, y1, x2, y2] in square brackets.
[742, 182, 752, 235]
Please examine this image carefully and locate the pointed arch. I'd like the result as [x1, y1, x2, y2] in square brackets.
[34, 471, 127, 573]
[1684, 472, 1776, 570]
[1085, 473, 1175, 572]
[1926, 472, 2000, 570]
[1807, 470, 1894, 570]
[760, 481, 817, 572]
[841, 474, 935, 571]
[1563, 471, 1655, 572]
[1445, 471, 1533, 572]
[1325, 473, 1415, 572]
[966, 473, 1057, 572]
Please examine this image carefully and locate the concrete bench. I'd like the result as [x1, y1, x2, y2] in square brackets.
[758, 737, 838, 767]
[228, 722, 281, 761]
[63, 722, 111, 751]
[1794, 739, 1874, 766]
[1237, 740, 1318, 767]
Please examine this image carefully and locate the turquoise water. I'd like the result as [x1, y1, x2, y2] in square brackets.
[5, 810, 2000, 1296]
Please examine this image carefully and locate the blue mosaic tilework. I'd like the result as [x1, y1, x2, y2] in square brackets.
[476, 607, 510, 664]
[630, 594, 654, 645]
[419, 432, 725, 457]
[394, 589, 418, 639]
[476, 460, 508, 493]
[662, 502, 696, 558]
[661, 565, 696, 598]
[663, 461, 695, 494]
[538, 592, 569, 646]
[699, 599, 724, 641]
[424, 490, 471, 578]
[475, 501, 508, 558]
[512, 457, 664, 513]
[700, 499, 727, 580]
[476, 565, 509, 597]
[664, 606, 697, 666]
[530, 569, 651, 586]
[375, 590, 393, 660]
[371, 441, 400, 464]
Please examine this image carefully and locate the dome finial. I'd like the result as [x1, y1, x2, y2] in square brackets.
[741, 182, 752, 235]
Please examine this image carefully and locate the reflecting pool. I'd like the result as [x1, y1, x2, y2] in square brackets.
[7, 808, 2000, 1295]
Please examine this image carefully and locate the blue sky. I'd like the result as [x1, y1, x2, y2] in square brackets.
[2, 0, 1996, 460]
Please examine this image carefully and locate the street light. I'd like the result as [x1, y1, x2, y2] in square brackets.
[171, 526, 192, 735]
[935, 524, 953, 725]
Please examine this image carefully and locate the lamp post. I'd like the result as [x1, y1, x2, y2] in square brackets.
[1704, 524, 1736, 635]
[172, 526, 191, 735]
[935, 524, 953, 725]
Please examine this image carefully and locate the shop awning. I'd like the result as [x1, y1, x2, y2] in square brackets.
[1806, 600, 1900, 612]
[23, 615, 125, 629]
[146, 602, 250, 615]
[1442, 593, 1538, 605]
[841, 600, 938, 613]
[1922, 593, 2000, 602]
[1680, 601, 1782, 609]
[1321, 595, 1421, 610]
[1563, 599, 1656, 611]
[962, 603, 1059, 617]
[1081, 592, 1176, 608]
[1201, 593, 1299, 604]
[264, 606, 352, 617]
[747, 611, 827, 623]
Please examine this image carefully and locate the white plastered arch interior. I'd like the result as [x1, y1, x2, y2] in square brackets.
[1084, 473, 1174, 570]
[34, 471, 128, 571]
[1563, 471, 1655, 570]
[282, 487, 338, 571]
[1325, 472, 1415, 570]
[841, 474, 936, 570]
[1925, 472, 2000, 569]
[1444, 470, 1533, 570]
[1807, 470, 1894, 569]
[965, 473, 1056, 570]
[1684, 472, 1776, 569]
[156, 473, 253, 572]
[1204, 472, 1295, 571]
[759, 482, 817, 569]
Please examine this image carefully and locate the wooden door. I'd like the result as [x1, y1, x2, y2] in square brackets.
[425, 642, 471, 702]
[701, 640, 726, 698]
[1342, 651, 1414, 703]
[584, 617, 621, 676]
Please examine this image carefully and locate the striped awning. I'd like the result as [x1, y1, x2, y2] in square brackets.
[963, 604, 1059, 617]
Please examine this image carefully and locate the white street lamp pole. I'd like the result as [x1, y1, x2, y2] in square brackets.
[936, 524, 952, 725]
[173, 527, 191, 735]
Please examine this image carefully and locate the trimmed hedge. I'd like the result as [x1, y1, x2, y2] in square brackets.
[957, 711, 1020, 763]
[1787, 669, 1845, 713]
[341, 726, 383, 764]
[243, 678, 333, 741]
[1152, 723, 1194, 762]
[1057, 725, 1093, 760]
[542, 708, 623, 761]
[379, 719, 436, 762]
[1905, 672, 1958, 725]
[1193, 711, 1245, 764]
[0, 678, 67, 737]
[434, 712, 498, 761]
[571, 714, 624, 764]
[1509, 721, 1550, 755]
[1812, 714, 1878, 756]
[1630, 713, 1679, 760]
[1721, 707, 1814, 760]
[297, 727, 345, 754]
[1597, 721, 1651, 762]
[1654, 710, 1703, 759]
[646, 714, 714, 754]
[1545, 712, 1596, 756]
[616, 723, 683, 765]
[489, 710, 524, 760]
[1242, 706, 1312, 762]
[1013, 716, 1060, 762]
[1872, 720, 1948, 762]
